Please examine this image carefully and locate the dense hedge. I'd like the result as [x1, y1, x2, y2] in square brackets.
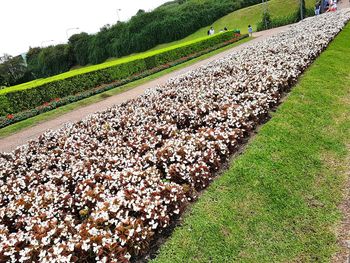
[257, 7, 315, 31]
[0, 31, 247, 119]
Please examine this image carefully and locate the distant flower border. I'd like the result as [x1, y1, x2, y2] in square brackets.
[0, 34, 247, 129]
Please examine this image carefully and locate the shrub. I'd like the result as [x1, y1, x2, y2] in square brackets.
[257, 8, 315, 31]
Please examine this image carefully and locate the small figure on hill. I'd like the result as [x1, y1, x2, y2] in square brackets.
[208, 27, 215, 36]
[333, 0, 337, 10]
[248, 25, 253, 37]
[324, 0, 330, 10]
[315, 2, 321, 15]
[327, 0, 333, 10]
[326, 0, 336, 12]
[224, 27, 228, 31]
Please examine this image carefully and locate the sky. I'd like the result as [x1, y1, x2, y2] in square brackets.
[0, 0, 170, 56]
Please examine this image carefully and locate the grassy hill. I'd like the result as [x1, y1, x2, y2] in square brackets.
[154, 0, 315, 50]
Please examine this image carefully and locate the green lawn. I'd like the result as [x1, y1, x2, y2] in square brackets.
[152, 23, 350, 263]
[0, 37, 252, 138]
[153, 0, 315, 50]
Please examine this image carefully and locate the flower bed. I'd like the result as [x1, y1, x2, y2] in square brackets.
[0, 11, 349, 263]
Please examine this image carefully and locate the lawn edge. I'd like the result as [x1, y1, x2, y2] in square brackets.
[151, 20, 350, 263]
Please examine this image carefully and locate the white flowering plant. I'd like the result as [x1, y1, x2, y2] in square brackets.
[0, 11, 349, 263]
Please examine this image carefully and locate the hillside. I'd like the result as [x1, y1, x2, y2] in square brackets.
[154, 0, 315, 49]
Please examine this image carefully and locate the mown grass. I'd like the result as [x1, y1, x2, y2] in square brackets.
[152, 23, 350, 263]
[0, 37, 252, 138]
[153, 0, 315, 50]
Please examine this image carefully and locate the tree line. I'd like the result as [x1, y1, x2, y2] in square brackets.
[0, 0, 261, 87]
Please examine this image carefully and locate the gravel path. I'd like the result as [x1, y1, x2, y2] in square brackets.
[0, 24, 326, 153]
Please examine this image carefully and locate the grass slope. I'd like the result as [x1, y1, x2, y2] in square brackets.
[154, 0, 315, 50]
[152, 23, 350, 262]
[0, 37, 252, 138]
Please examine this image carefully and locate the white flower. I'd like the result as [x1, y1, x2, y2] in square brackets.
[82, 241, 90, 251]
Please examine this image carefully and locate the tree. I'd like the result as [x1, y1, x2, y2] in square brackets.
[26, 47, 43, 78]
[136, 9, 145, 15]
[300, 0, 306, 20]
[88, 32, 110, 64]
[262, 10, 272, 30]
[0, 54, 28, 86]
[37, 44, 74, 77]
[69, 33, 91, 66]
[0, 73, 5, 87]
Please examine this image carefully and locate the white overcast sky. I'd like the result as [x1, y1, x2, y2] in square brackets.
[0, 0, 170, 56]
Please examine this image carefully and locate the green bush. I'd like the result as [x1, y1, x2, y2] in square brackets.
[257, 7, 314, 31]
[0, 31, 246, 117]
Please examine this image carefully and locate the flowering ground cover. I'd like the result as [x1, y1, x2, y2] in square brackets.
[1, 11, 349, 263]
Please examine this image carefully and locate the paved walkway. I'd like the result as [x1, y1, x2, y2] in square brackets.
[339, 0, 350, 9]
[0, 19, 338, 152]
